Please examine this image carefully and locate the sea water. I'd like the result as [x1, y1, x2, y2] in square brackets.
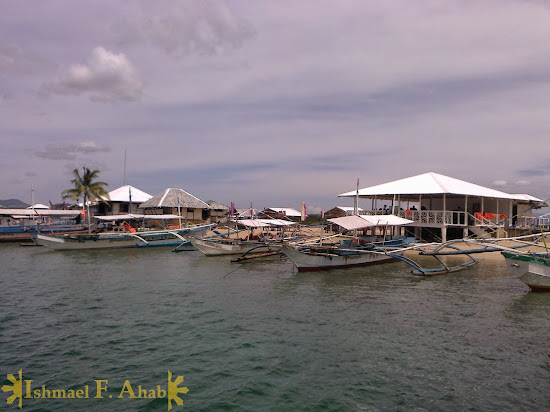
[1, 243, 549, 411]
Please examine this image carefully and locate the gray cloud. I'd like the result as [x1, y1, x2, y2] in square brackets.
[41, 47, 143, 102]
[35, 141, 111, 161]
[112, 0, 256, 56]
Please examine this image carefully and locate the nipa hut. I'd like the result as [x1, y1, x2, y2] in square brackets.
[140, 188, 210, 223]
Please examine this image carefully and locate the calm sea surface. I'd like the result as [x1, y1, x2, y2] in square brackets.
[1, 243, 550, 411]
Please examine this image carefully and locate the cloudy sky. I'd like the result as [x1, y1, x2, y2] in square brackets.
[2, 0, 550, 212]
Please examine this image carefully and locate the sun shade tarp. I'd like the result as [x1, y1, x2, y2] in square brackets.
[328, 214, 413, 230]
[94, 214, 183, 221]
[232, 219, 297, 228]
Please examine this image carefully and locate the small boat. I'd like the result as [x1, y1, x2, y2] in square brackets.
[502, 251, 550, 291]
[33, 222, 216, 250]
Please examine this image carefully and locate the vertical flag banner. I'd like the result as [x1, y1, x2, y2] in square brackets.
[301, 201, 307, 221]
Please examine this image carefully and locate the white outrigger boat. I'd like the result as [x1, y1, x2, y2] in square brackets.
[282, 214, 415, 271]
[190, 237, 266, 256]
[191, 218, 297, 256]
[502, 251, 550, 291]
[33, 215, 216, 250]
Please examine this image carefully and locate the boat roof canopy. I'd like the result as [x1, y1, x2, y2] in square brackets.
[0, 209, 81, 217]
[328, 214, 414, 230]
[231, 219, 298, 228]
[94, 214, 183, 221]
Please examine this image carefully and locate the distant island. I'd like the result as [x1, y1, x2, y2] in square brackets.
[0, 199, 30, 208]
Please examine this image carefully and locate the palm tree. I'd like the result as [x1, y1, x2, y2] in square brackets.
[62, 167, 110, 232]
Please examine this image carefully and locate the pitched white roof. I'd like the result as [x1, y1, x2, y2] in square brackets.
[266, 207, 301, 217]
[511, 194, 546, 202]
[107, 185, 152, 203]
[140, 188, 210, 209]
[328, 214, 413, 230]
[27, 203, 50, 209]
[337, 206, 364, 212]
[339, 172, 533, 200]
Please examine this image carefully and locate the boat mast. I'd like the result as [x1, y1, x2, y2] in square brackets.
[123, 149, 127, 185]
[353, 178, 359, 238]
[128, 186, 132, 214]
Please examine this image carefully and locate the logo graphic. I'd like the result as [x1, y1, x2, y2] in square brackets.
[2, 369, 23, 409]
[2, 369, 188, 410]
[168, 370, 189, 411]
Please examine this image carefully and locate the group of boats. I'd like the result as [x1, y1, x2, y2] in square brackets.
[5, 209, 550, 292]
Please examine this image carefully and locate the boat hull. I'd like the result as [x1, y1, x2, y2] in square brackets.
[190, 237, 262, 256]
[0, 224, 88, 242]
[502, 252, 550, 291]
[34, 230, 189, 250]
[282, 245, 401, 272]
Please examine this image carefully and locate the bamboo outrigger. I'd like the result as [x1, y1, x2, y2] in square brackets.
[385, 232, 550, 276]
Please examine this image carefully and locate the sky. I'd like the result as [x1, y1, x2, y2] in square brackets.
[2, 0, 550, 213]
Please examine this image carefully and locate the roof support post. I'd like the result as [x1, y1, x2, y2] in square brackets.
[464, 196, 468, 225]
[443, 193, 447, 227]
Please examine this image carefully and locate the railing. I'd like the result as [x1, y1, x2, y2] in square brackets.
[516, 216, 550, 230]
[361, 209, 507, 228]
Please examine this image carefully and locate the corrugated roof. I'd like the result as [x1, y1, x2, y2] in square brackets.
[140, 188, 210, 209]
[339, 172, 539, 201]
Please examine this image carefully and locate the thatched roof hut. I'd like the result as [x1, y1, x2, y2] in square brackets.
[140, 188, 209, 209]
[140, 188, 210, 222]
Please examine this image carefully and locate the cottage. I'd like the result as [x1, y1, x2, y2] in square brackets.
[323, 206, 364, 219]
[97, 185, 152, 215]
[140, 188, 210, 223]
[206, 200, 229, 221]
[339, 172, 546, 242]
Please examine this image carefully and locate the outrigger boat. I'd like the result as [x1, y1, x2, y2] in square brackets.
[191, 218, 298, 257]
[282, 214, 415, 271]
[33, 215, 216, 250]
[0, 208, 87, 242]
[391, 231, 550, 276]
[501, 252, 550, 291]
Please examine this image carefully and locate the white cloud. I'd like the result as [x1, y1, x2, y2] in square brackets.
[42, 46, 143, 102]
[493, 180, 508, 186]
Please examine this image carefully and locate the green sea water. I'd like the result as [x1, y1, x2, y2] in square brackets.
[1, 243, 550, 411]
